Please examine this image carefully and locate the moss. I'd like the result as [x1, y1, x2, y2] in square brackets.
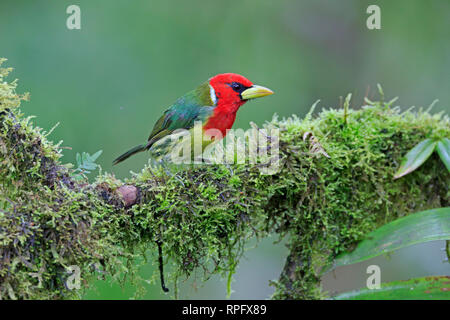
[0, 59, 448, 299]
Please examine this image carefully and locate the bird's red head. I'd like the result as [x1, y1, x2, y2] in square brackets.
[208, 73, 273, 113]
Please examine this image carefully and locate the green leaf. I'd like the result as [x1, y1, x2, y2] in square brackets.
[81, 152, 89, 164]
[80, 163, 97, 171]
[89, 150, 103, 162]
[333, 276, 450, 300]
[436, 138, 450, 172]
[394, 138, 437, 179]
[71, 150, 103, 178]
[324, 207, 450, 272]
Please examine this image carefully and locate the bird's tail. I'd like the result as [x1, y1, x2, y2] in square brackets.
[113, 144, 146, 165]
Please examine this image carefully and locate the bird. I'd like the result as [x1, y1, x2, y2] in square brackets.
[113, 73, 274, 165]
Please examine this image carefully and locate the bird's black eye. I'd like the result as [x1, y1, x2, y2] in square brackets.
[229, 82, 245, 93]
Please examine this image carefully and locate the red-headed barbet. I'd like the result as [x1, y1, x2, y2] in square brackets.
[113, 73, 273, 165]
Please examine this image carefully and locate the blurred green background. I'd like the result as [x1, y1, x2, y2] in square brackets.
[1, 0, 448, 299]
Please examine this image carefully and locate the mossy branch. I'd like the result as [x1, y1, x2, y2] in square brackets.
[0, 60, 449, 299]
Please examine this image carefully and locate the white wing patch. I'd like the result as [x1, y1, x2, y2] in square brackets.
[209, 84, 217, 105]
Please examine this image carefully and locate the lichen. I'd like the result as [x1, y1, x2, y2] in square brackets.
[0, 59, 448, 300]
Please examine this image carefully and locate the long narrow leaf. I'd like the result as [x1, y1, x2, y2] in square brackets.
[394, 139, 437, 179]
[324, 207, 450, 272]
[89, 150, 103, 162]
[333, 276, 450, 300]
[436, 138, 450, 172]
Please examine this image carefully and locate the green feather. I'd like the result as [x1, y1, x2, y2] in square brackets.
[112, 144, 146, 165]
[113, 81, 215, 165]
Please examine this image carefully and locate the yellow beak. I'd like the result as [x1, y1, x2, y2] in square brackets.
[241, 85, 274, 100]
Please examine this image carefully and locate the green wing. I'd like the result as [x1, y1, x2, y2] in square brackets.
[146, 104, 214, 149]
[113, 82, 214, 164]
[146, 81, 215, 149]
